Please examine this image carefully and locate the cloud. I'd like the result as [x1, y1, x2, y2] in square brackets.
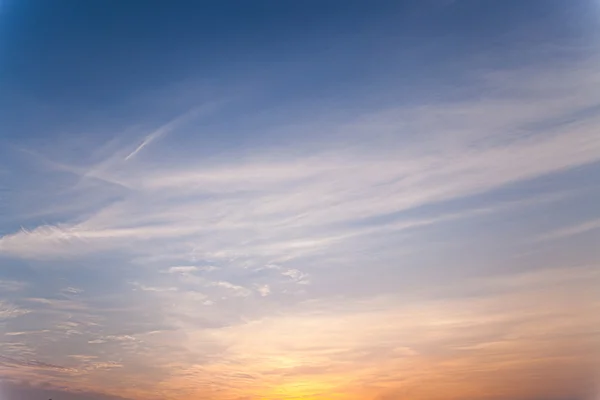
[210, 281, 252, 297]
[0, 279, 28, 292]
[1, 132, 597, 262]
[0, 380, 136, 400]
[1, 34, 599, 400]
[88, 335, 136, 345]
[137, 265, 599, 400]
[22, 297, 88, 311]
[165, 266, 200, 274]
[2, 56, 600, 264]
[130, 281, 178, 292]
[163, 265, 220, 275]
[123, 106, 209, 161]
[4, 329, 52, 337]
[256, 285, 271, 297]
[534, 218, 600, 242]
[61, 287, 84, 295]
[0, 355, 75, 373]
[0, 301, 31, 319]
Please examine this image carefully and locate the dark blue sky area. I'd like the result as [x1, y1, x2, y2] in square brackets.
[1, 1, 597, 173]
[1, 1, 594, 107]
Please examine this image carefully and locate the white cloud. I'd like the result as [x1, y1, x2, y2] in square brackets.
[61, 287, 84, 295]
[2, 83, 599, 263]
[211, 281, 252, 297]
[256, 284, 271, 297]
[166, 266, 199, 274]
[0, 301, 31, 319]
[0, 280, 28, 292]
[534, 218, 600, 242]
[131, 281, 178, 292]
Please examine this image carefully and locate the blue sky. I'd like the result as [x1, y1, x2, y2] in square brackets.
[1, 1, 600, 400]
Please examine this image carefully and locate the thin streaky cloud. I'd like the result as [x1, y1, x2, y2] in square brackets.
[123, 101, 225, 161]
[165, 266, 199, 274]
[534, 218, 600, 243]
[0, 279, 28, 292]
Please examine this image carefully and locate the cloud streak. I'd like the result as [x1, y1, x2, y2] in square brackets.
[535, 218, 600, 243]
[123, 105, 212, 161]
[2, 75, 600, 262]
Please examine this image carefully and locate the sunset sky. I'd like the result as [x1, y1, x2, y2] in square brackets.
[1, 1, 599, 400]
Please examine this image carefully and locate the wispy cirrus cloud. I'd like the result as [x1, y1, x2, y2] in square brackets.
[2, 60, 599, 264]
[534, 217, 600, 243]
[0, 300, 31, 320]
[1, 33, 599, 400]
[0, 279, 28, 292]
[0, 355, 75, 373]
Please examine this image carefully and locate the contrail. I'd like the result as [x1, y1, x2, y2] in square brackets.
[124, 103, 218, 161]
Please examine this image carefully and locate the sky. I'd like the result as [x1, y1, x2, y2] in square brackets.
[0, 1, 600, 399]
